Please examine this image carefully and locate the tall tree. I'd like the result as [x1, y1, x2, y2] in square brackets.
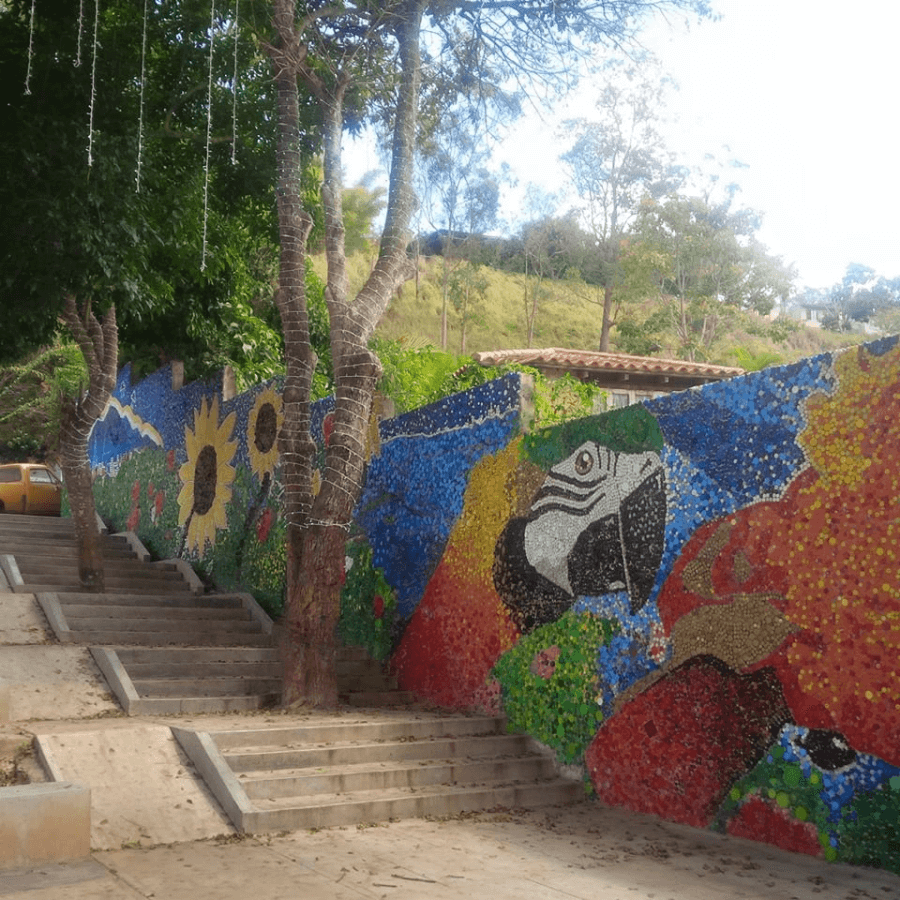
[562, 56, 685, 351]
[517, 213, 586, 346]
[814, 263, 900, 333]
[415, 41, 513, 348]
[631, 193, 795, 360]
[58, 300, 118, 589]
[263, 0, 711, 706]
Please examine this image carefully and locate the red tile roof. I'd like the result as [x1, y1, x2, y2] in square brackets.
[472, 348, 743, 380]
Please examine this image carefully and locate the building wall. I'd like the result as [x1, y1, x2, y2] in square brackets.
[89, 338, 900, 875]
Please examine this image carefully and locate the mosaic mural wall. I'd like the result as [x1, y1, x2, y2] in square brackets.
[89, 339, 900, 875]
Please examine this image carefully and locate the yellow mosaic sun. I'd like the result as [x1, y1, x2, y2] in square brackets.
[177, 395, 237, 557]
[247, 385, 283, 481]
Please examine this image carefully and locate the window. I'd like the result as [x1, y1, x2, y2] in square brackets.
[0, 468, 23, 483]
[29, 468, 55, 484]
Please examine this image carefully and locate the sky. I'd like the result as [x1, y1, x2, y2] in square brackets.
[347, 0, 900, 292]
[642, 0, 900, 290]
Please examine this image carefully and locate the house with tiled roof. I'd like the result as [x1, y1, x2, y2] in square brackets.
[472, 348, 744, 408]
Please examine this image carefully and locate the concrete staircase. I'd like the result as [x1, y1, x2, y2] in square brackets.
[172, 713, 581, 833]
[0, 514, 280, 714]
[3, 513, 582, 830]
[0, 514, 199, 596]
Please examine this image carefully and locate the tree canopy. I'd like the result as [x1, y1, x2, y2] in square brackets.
[805, 264, 900, 333]
[0, 0, 289, 386]
[624, 192, 795, 360]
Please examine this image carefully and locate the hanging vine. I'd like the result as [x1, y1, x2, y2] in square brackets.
[135, 0, 150, 191]
[86, 0, 99, 165]
[200, 0, 215, 269]
[23, 0, 36, 94]
[231, 0, 239, 165]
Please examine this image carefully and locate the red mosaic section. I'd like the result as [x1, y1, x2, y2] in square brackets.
[585, 657, 788, 827]
[727, 795, 823, 857]
[656, 344, 900, 767]
[391, 550, 519, 708]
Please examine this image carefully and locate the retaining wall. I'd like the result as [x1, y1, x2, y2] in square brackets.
[89, 338, 900, 875]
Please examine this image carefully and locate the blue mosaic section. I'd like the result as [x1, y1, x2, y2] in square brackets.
[646, 353, 837, 508]
[379, 373, 521, 442]
[356, 376, 522, 618]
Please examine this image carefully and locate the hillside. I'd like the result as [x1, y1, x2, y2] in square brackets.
[318, 252, 859, 368]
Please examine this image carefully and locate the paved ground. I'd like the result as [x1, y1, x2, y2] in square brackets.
[1, 802, 898, 900]
[2, 589, 900, 900]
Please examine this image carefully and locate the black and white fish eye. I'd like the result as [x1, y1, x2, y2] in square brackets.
[796, 728, 858, 771]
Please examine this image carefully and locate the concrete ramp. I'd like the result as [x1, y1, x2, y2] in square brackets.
[32, 722, 233, 850]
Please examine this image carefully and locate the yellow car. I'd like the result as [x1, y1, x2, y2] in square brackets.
[0, 463, 63, 516]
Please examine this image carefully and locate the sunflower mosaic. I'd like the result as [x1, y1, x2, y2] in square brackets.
[247, 385, 283, 482]
[177, 395, 237, 557]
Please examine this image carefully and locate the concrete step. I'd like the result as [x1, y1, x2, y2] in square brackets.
[12, 573, 192, 593]
[222, 733, 534, 774]
[56, 592, 242, 609]
[114, 647, 279, 665]
[60, 603, 252, 622]
[0, 543, 136, 560]
[127, 661, 280, 679]
[209, 715, 506, 750]
[25, 575, 193, 594]
[130, 694, 281, 715]
[74, 629, 276, 647]
[335, 657, 385, 677]
[12, 580, 194, 595]
[0, 516, 80, 536]
[332, 646, 414, 708]
[14, 558, 184, 578]
[243, 780, 580, 832]
[59, 615, 260, 634]
[341, 689, 417, 707]
[173, 714, 580, 834]
[131, 677, 282, 698]
[239, 754, 556, 799]
[90, 645, 282, 715]
[238, 754, 557, 798]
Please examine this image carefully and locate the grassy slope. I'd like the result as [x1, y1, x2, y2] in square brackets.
[314, 251, 860, 367]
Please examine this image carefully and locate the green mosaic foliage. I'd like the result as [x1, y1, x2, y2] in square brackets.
[717, 751, 833, 849]
[492, 611, 618, 764]
[840, 781, 900, 875]
[716, 744, 900, 873]
[523, 404, 663, 470]
[339, 541, 397, 661]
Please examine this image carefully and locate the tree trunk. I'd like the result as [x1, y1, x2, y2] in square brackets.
[59, 447, 103, 588]
[281, 523, 346, 707]
[599, 283, 614, 352]
[58, 298, 117, 591]
[441, 257, 450, 350]
[268, 0, 425, 708]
